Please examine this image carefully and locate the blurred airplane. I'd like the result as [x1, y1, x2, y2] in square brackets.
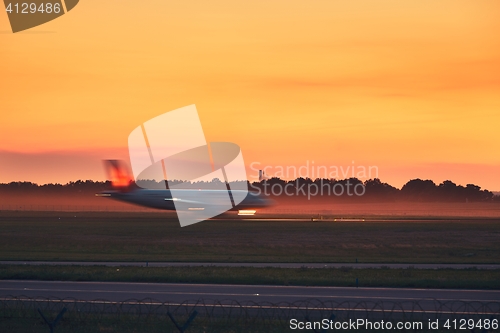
[96, 160, 272, 216]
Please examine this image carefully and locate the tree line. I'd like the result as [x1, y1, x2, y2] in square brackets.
[0, 178, 497, 202]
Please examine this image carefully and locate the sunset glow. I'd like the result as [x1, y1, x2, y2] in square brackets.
[1, 1, 500, 189]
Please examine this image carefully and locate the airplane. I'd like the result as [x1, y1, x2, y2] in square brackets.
[96, 160, 273, 217]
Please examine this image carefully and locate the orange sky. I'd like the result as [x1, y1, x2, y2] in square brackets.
[1, 1, 500, 189]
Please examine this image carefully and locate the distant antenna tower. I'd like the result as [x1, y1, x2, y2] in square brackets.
[258, 170, 266, 181]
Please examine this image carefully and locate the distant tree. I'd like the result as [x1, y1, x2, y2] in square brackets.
[363, 178, 399, 201]
[401, 179, 438, 201]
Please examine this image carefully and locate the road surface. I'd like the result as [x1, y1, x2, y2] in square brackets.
[1, 280, 499, 312]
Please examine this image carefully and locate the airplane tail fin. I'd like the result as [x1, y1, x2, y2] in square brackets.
[103, 160, 135, 191]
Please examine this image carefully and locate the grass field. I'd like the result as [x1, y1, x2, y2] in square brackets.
[1, 211, 499, 263]
[1, 264, 499, 289]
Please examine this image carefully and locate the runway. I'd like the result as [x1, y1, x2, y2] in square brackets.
[1, 261, 499, 270]
[1, 280, 499, 311]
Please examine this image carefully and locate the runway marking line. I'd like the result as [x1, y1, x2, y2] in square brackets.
[1, 280, 499, 294]
[0, 287, 497, 303]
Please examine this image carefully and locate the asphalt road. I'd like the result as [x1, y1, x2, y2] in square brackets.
[1, 261, 499, 269]
[1, 280, 499, 312]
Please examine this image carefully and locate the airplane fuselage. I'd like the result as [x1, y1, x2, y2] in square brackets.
[99, 189, 272, 211]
